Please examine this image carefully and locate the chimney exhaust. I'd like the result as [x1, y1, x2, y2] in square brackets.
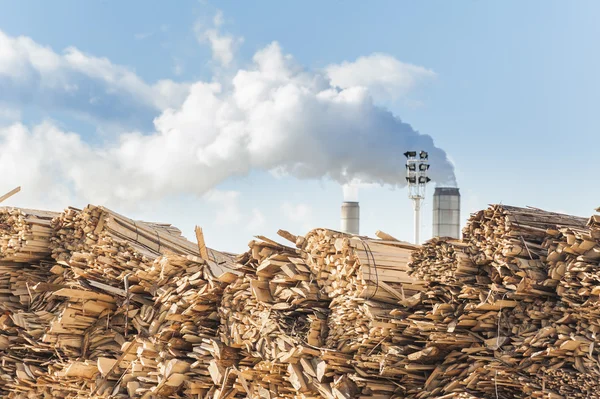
[341, 201, 359, 235]
[433, 187, 461, 239]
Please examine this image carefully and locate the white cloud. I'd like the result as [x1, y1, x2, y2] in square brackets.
[204, 192, 265, 231]
[326, 53, 436, 102]
[0, 30, 190, 128]
[204, 30, 238, 67]
[213, 10, 225, 27]
[246, 208, 266, 231]
[0, 122, 89, 210]
[173, 58, 184, 76]
[282, 202, 312, 222]
[0, 107, 21, 123]
[134, 32, 153, 40]
[204, 190, 242, 225]
[195, 11, 243, 67]
[0, 40, 455, 208]
[0, 10, 455, 210]
[281, 202, 313, 232]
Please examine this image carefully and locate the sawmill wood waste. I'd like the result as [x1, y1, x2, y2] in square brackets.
[0, 202, 599, 398]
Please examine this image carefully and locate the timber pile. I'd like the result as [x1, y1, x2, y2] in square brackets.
[0, 205, 238, 398]
[408, 237, 479, 285]
[4, 202, 600, 398]
[217, 237, 331, 398]
[463, 205, 586, 297]
[49, 205, 227, 280]
[299, 230, 439, 397]
[545, 214, 600, 305]
[302, 229, 425, 303]
[406, 205, 600, 399]
[0, 208, 59, 262]
[533, 209, 600, 398]
[0, 259, 61, 398]
[114, 254, 227, 398]
[213, 230, 431, 399]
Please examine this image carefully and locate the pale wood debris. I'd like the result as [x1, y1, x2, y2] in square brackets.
[0, 203, 599, 399]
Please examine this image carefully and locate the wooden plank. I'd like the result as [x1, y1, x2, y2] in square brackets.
[0, 186, 21, 204]
[195, 226, 210, 260]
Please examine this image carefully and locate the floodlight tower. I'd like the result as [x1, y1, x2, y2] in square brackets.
[405, 150, 431, 245]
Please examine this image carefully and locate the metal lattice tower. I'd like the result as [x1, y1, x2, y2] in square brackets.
[405, 151, 431, 244]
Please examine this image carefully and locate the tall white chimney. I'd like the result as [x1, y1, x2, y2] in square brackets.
[341, 201, 359, 235]
[433, 187, 461, 239]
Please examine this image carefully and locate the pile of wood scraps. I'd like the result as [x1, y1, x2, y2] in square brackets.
[463, 205, 587, 296]
[406, 205, 600, 398]
[408, 237, 479, 285]
[0, 207, 58, 262]
[0, 204, 238, 399]
[2, 202, 600, 398]
[302, 229, 425, 303]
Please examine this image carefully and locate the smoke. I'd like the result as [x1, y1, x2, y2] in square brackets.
[342, 183, 359, 202]
[326, 53, 437, 102]
[0, 37, 456, 207]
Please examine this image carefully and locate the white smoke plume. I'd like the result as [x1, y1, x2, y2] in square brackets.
[342, 184, 359, 202]
[0, 33, 456, 208]
[326, 53, 437, 102]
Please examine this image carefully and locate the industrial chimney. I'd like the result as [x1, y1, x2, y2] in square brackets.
[341, 201, 359, 235]
[433, 187, 461, 239]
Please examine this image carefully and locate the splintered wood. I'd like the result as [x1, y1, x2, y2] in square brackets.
[302, 229, 425, 303]
[0, 207, 59, 262]
[50, 205, 235, 284]
[2, 203, 600, 398]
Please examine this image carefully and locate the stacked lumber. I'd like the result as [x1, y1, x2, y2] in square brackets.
[408, 237, 480, 285]
[463, 205, 587, 297]
[217, 237, 332, 398]
[302, 228, 425, 303]
[5, 202, 600, 399]
[0, 259, 61, 398]
[545, 214, 600, 306]
[0, 208, 59, 262]
[0, 205, 239, 398]
[299, 230, 435, 398]
[50, 205, 202, 279]
[0, 260, 55, 312]
[214, 230, 420, 399]
[105, 254, 227, 398]
[405, 205, 600, 398]
[2, 255, 233, 398]
[532, 209, 600, 398]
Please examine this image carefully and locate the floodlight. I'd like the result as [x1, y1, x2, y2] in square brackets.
[406, 150, 431, 245]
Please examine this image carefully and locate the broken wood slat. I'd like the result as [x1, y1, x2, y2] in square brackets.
[2, 202, 600, 398]
[0, 186, 21, 204]
[0, 207, 60, 262]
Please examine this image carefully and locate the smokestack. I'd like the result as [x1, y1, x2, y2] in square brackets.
[433, 187, 461, 239]
[341, 201, 359, 235]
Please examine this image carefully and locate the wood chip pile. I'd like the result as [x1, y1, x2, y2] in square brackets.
[409, 205, 597, 398]
[0, 204, 235, 399]
[2, 202, 600, 399]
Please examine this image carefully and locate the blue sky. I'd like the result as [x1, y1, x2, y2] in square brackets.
[0, 1, 598, 252]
